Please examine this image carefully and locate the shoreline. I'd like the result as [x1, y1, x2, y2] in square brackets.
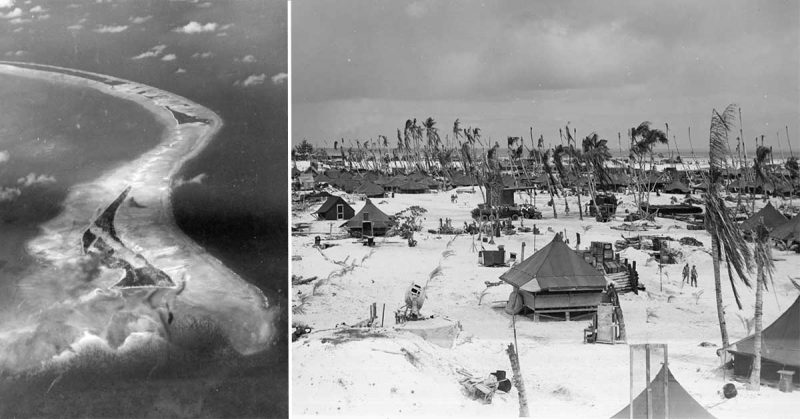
[0, 62, 276, 360]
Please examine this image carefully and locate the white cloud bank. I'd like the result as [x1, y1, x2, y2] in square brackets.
[93, 25, 128, 33]
[174, 21, 217, 34]
[271, 72, 288, 85]
[17, 172, 56, 187]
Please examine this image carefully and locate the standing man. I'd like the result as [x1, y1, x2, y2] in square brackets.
[690, 264, 698, 287]
[682, 263, 690, 285]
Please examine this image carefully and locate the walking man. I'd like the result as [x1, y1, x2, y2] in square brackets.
[690, 264, 698, 287]
[682, 263, 690, 285]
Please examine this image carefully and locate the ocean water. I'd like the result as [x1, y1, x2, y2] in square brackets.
[0, 73, 164, 310]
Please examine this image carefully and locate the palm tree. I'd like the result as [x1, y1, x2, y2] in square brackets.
[582, 133, 612, 218]
[630, 122, 669, 215]
[553, 144, 571, 215]
[749, 221, 774, 390]
[703, 104, 754, 349]
[752, 145, 773, 211]
[541, 149, 558, 219]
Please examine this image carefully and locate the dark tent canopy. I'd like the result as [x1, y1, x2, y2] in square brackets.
[316, 195, 354, 220]
[664, 180, 690, 194]
[611, 366, 715, 419]
[740, 202, 788, 232]
[769, 215, 800, 242]
[341, 199, 392, 231]
[499, 234, 606, 293]
[355, 181, 385, 197]
[728, 294, 800, 382]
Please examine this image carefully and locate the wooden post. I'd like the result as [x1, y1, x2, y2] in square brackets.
[521, 242, 526, 261]
[506, 343, 529, 417]
[629, 346, 634, 419]
[645, 344, 652, 419]
[381, 303, 386, 327]
[663, 345, 669, 419]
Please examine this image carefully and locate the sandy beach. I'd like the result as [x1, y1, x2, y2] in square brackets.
[292, 188, 799, 418]
[0, 62, 277, 370]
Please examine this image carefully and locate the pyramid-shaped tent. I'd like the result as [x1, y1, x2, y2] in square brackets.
[740, 202, 788, 232]
[341, 199, 392, 230]
[499, 234, 606, 293]
[611, 365, 715, 419]
[664, 180, 690, 194]
[355, 181, 385, 197]
[316, 195, 354, 220]
[769, 214, 800, 241]
[728, 294, 800, 371]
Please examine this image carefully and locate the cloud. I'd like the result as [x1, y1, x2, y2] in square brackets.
[131, 44, 167, 60]
[191, 51, 214, 59]
[175, 68, 186, 74]
[8, 16, 28, 24]
[0, 150, 9, 163]
[93, 25, 128, 33]
[198, 2, 211, 8]
[0, 187, 21, 202]
[235, 73, 266, 87]
[0, 0, 14, 9]
[4, 50, 27, 56]
[17, 173, 56, 187]
[130, 15, 151, 24]
[271, 72, 288, 85]
[0, 7, 21, 18]
[240, 54, 256, 63]
[67, 24, 82, 30]
[174, 21, 217, 34]
[216, 32, 227, 37]
[29, 5, 44, 13]
[161, 53, 176, 61]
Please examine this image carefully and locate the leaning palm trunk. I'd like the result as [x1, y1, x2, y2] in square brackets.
[750, 222, 774, 390]
[711, 235, 730, 348]
[704, 104, 754, 350]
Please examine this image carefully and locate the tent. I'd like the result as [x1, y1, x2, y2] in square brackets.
[355, 181, 385, 197]
[663, 180, 690, 194]
[316, 195, 354, 221]
[727, 294, 800, 384]
[769, 215, 800, 242]
[739, 202, 788, 232]
[611, 365, 715, 419]
[500, 233, 606, 293]
[341, 198, 392, 236]
[500, 234, 607, 316]
[398, 180, 428, 193]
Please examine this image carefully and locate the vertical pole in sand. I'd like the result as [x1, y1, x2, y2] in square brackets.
[381, 304, 385, 327]
[645, 344, 652, 419]
[521, 242, 526, 261]
[663, 345, 669, 419]
[629, 345, 635, 419]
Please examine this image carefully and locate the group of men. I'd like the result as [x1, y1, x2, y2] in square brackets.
[683, 263, 698, 287]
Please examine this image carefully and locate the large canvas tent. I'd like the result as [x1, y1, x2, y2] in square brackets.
[611, 365, 715, 419]
[740, 202, 788, 232]
[500, 234, 607, 316]
[341, 199, 392, 237]
[727, 294, 800, 384]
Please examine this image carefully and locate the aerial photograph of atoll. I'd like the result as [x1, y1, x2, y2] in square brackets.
[0, 1, 287, 417]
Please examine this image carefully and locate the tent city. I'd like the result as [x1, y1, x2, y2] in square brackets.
[290, 1, 798, 417]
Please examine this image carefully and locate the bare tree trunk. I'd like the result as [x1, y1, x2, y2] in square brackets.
[749, 263, 764, 390]
[506, 343, 530, 417]
[712, 235, 730, 348]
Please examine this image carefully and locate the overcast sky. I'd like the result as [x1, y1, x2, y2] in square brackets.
[293, 0, 799, 154]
